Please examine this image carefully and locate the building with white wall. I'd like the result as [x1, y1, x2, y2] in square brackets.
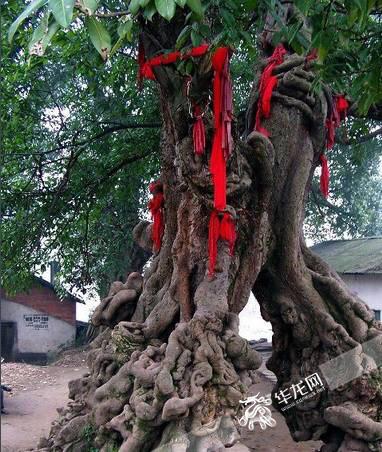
[1, 276, 84, 363]
[311, 237, 382, 321]
[239, 237, 382, 340]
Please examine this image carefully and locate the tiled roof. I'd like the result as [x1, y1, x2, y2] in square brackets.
[311, 237, 382, 274]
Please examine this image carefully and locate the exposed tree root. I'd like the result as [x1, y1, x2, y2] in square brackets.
[35, 47, 382, 452]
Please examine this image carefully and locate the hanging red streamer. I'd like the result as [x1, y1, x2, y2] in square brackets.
[322, 94, 348, 196]
[148, 182, 165, 252]
[335, 95, 349, 121]
[255, 44, 287, 137]
[220, 212, 236, 255]
[210, 46, 233, 211]
[319, 154, 329, 198]
[138, 44, 236, 276]
[192, 105, 206, 155]
[325, 94, 348, 149]
[208, 210, 236, 276]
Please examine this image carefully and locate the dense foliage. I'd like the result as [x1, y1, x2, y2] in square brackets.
[1, 0, 381, 294]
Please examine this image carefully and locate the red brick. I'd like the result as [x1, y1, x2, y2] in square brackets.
[1, 282, 76, 325]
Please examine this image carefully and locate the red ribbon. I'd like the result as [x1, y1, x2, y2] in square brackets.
[208, 211, 236, 276]
[321, 94, 348, 197]
[325, 94, 348, 150]
[139, 44, 210, 83]
[210, 46, 232, 211]
[335, 95, 349, 121]
[255, 44, 287, 137]
[148, 182, 165, 252]
[305, 48, 318, 63]
[192, 105, 206, 155]
[139, 44, 236, 275]
[319, 154, 329, 198]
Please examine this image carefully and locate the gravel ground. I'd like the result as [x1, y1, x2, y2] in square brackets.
[1, 347, 88, 394]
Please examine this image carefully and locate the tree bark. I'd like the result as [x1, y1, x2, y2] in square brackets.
[36, 14, 382, 452]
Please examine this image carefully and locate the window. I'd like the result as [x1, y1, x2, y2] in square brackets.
[373, 310, 381, 321]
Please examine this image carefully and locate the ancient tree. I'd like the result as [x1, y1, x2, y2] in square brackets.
[9, 0, 382, 451]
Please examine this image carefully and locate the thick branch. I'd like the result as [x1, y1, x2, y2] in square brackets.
[336, 126, 382, 145]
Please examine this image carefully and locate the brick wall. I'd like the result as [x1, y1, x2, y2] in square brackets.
[0, 281, 76, 325]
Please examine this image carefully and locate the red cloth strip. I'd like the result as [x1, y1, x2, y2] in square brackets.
[148, 182, 165, 252]
[208, 210, 236, 276]
[255, 44, 287, 137]
[210, 46, 233, 211]
[305, 48, 318, 63]
[220, 212, 236, 255]
[319, 154, 329, 198]
[192, 105, 206, 155]
[335, 95, 349, 121]
[325, 94, 348, 149]
[139, 44, 210, 82]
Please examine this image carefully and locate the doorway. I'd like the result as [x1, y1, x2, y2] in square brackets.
[1, 322, 17, 361]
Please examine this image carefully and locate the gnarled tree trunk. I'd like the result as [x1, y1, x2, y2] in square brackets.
[37, 11, 382, 452]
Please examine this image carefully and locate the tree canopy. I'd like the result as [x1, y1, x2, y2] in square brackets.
[1, 0, 381, 295]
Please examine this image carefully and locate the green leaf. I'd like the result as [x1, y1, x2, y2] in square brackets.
[175, 25, 191, 49]
[48, 0, 75, 28]
[140, 0, 151, 5]
[28, 13, 59, 56]
[143, 4, 157, 20]
[28, 12, 50, 53]
[175, 0, 187, 6]
[191, 29, 202, 46]
[80, 0, 99, 14]
[8, 0, 48, 43]
[117, 19, 133, 41]
[41, 20, 60, 52]
[186, 0, 203, 17]
[129, 0, 141, 14]
[155, 0, 176, 20]
[312, 30, 331, 62]
[86, 17, 111, 60]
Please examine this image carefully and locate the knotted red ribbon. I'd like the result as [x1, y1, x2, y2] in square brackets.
[255, 44, 287, 137]
[192, 104, 206, 155]
[208, 210, 236, 276]
[138, 44, 236, 275]
[319, 154, 329, 198]
[138, 44, 210, 83]
[148, 182, 165, 252]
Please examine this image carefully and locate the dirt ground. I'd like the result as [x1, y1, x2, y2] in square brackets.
[241, 376, 322, 452]
[1, 358, 321, 452]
